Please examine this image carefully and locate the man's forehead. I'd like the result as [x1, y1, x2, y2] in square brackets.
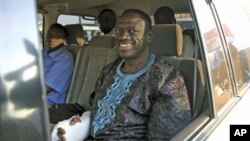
[117, 17, 144, 25]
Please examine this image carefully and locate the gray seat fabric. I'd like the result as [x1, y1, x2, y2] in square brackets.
[66, 36, 118, 110]
[64, 24, 86, 61]
[163, 57, 205, 119]
[181, 34, 194, 58]
[65, 24, 86, 46]
[183, 28, 195, 43]
[151, 24, 194, 58]
[150, 24, 183, 56]
[88, 35, 115, 48]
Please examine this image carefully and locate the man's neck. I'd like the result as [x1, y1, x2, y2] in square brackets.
[122, 50, 151, 74]
[48, 44, 64, 53]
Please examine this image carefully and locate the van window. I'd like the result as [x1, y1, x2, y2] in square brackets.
[37, 13, 43, 50]
[57, 14, 100, 41]
[57, 14, 95, 25]
[214, 0, 250, 95]
[176, 13, 194, 30]
[192, 0, 234, 112]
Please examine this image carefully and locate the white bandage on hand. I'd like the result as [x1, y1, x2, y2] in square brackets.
[51, 111, 91, 141]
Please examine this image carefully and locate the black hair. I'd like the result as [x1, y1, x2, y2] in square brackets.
[97, 9, 117, 34]
[121, 9, 152, 32]
[98, 9, 116, 20]
[154, 6, 176, 24]
[48, 23, 67, 38]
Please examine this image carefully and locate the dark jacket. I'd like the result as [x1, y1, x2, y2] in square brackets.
[89, 55, 191, 140]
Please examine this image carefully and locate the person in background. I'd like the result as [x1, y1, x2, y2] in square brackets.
[56, 9, 191, 140]
[154, 6, 194, 58]
[154, 6, 176, 24]
[43, 23, 74, 105]
[97, 9, 117, 35]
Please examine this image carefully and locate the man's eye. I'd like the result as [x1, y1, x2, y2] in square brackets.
[115, 29, 120, 33]
[129, 29, 135, 33]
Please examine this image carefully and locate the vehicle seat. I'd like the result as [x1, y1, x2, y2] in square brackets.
[150, 24, 183, 57]
[182, 34, 194, 58]
[183, 29, 195, 44]
[88, 35, 115, 48]
[181, 28, 195, 58]
[65, 24, 86, 60]
[66, 35, 119, 110]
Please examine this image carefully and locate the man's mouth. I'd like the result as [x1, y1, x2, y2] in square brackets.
[118, 43, 132, 51]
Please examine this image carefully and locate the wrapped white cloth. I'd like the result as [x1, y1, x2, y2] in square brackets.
[51, 111, 91, 141]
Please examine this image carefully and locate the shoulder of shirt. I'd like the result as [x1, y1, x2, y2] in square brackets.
[50, 47, 73, 61]
[151, 55, 178, 73]
[99, 57, 122, 75]
[103, 57, 122, 69]
[152, 55, 169, 65]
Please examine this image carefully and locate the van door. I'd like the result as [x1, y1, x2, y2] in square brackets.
[0, 0, 50, 140]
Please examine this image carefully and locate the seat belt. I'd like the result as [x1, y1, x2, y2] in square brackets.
[193, 31, 207, 118]
[192, 34, 198, 119]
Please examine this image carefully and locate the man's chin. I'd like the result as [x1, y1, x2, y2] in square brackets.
[119, 54, 135, 60]
[49, 45, 56, 48]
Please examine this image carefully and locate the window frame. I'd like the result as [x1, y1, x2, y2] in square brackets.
[172, 0, 250, 140]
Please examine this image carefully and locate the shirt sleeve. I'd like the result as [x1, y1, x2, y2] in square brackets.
[45, 57, 74, 93]
[147, 69, 191, 140]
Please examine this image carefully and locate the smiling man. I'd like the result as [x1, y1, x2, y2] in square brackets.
[56, 9, 191, 140]
[43, 23, 74, 105]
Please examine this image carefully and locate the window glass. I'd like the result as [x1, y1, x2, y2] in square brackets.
[192, 0, 233, 111]
[214, 0, 250, 94]
[176, 13, 194, 30]
[57, 15, 100, 41]
[37, 13, 43, 50]
[57, 15, 95, 25]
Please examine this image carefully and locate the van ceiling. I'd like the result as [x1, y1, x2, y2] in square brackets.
[37, 0, 190, 16]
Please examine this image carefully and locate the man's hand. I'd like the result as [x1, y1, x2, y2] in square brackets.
[70, 116, 81, 125]
[52, 112, 90, 141]
[56, 116, 82, 141]
[57, 127, 66, 141]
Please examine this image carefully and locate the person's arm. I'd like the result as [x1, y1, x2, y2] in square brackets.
[55, 62, 113, 140]
[147, 70, 191, 140]
[56, 116, 82, 139]
[44, 53, 74, 96]
[56, 112, 90, 141]
[46, 85, 53, 94]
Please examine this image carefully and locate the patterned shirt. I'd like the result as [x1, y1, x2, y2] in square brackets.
[92, 54, 156, 136]
[89, 54, 191, 140]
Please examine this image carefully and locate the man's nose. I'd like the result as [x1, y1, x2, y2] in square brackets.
[49, 38, 56, 42]
[118, 31, 130, 40]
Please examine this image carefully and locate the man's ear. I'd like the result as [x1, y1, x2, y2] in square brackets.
[147, 31, 153, 43]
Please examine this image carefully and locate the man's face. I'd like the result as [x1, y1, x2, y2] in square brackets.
[47, 30, 65, 48]
[115, 14, 149, 60]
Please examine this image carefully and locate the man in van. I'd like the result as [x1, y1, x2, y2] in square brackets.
[43, 23, 74, 105]
[97, 9, 117, 35]
[56, 9, 191, 140]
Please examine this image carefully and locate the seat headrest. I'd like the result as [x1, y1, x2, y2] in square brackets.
[88, 35, 115, 48]
[150, 24, 183, 56]
[65, 24, 85, 45]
